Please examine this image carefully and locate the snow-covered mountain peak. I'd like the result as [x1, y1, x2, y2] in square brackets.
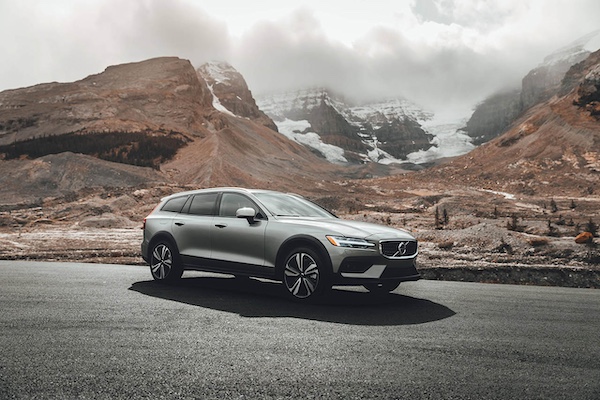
[198, 61, 238, 86]
[196, 61, 279, 131]
[257, 88, 440, 164]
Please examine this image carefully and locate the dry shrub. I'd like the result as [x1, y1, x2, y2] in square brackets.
[437, 240, 455, 250]
[528, 237, 549, 247]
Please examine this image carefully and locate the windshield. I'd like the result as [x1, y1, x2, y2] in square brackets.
[254, 193, 336, 218]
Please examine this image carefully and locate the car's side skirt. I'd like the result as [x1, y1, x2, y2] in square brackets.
[180, 255, 277, 280]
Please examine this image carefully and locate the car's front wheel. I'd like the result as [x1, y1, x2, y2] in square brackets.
[363, 280, 401, 294]
[149, 241, 183, 283]
[282, 247, 330, 301]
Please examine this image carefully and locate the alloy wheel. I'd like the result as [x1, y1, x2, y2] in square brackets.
[284, 252, 321, 299]
[151, 243, 173, 280]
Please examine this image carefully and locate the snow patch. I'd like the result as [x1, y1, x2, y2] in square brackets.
[481, 189, 516, 200]
[405, 117, 475, 164]
[207, 84, 235, 117]
[201, 61, 233, 85]
[277, 119, 347, 163]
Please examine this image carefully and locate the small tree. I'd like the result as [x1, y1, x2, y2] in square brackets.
[507, 215, 523, 232]
[434, 207, 442, 229]
[586, 218, 599, 237]
[547, 220, 558, 237]
[550, 198, 558, 213]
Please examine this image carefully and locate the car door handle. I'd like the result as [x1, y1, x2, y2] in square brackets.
[215, 223, 228, 228]
[174, 222, 185, 226]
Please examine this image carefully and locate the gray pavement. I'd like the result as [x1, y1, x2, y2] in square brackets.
[0, 260, 599, 399]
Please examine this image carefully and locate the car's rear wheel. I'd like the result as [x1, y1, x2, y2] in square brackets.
[363, 280, 401, 294]
[282, 247, 330, 301]
[150, 241, 183, 283]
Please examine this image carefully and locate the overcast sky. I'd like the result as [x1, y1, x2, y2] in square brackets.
[1, 0, 599, 118]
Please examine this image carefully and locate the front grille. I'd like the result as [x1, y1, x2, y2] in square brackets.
[380, 240, 418, 259]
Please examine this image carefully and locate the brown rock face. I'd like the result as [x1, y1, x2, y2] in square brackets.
[0, 57, 214, 145]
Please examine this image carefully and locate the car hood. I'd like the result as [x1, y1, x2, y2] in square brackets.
[274, 217, 415, 240]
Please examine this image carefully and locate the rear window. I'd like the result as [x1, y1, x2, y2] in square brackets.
[161, 196, 189, 213]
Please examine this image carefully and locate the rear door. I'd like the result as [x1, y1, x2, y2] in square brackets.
[211, 192, 267, 266]
[172, 192, 218, 260]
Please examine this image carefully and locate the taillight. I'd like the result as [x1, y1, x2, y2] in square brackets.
[142, 217, 147, 230]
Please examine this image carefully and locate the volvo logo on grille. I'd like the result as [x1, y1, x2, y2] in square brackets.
[396, 241, 409, 255]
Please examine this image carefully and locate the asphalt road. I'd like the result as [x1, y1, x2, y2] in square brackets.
[1, 261, 599, 399]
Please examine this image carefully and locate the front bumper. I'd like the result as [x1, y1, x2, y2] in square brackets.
[331, 254, 420, 285]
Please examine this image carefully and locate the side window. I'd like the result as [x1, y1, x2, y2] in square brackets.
[219, 193, 259, 218]
[161, 196, 189, 213]
[188, 193, 218, 216]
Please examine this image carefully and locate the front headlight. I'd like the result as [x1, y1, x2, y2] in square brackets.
[326, 235, 376, 249]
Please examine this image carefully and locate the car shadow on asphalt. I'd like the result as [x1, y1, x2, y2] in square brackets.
[128, 275, 455, 326]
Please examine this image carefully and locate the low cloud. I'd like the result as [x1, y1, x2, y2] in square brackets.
[1, 0, 599, 117]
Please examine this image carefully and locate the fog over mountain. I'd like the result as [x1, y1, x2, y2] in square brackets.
[1, 0, 600, 118]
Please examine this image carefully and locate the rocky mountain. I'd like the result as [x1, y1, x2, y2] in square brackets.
[465, 30, 600, 145]
[464, 89, 522, 145]
[410, 49, 600, 197]
[256, 89, 434, 164]
[0, 57, 213, 145]
[197, 61, 278, 132]
[0, 57, 342, 205]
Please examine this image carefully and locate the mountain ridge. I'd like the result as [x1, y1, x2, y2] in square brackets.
[394, 49, 600, 197]
[256, 88, 434, 164]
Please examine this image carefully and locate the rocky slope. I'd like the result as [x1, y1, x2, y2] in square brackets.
[464, 30, 600, 145]
[257, 89, 434, 163]
[404, 49, 600, 198]
[0, 152, 163, 208]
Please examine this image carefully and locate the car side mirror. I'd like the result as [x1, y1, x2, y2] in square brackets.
[236, 207, 257, 224]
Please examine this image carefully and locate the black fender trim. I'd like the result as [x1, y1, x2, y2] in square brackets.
[275, 234, 333, 277]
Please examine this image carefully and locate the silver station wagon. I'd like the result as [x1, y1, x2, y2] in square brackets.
[141, 187, 419, 301]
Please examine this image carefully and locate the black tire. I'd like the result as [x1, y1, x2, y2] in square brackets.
[282, 247, 330, 301]
[363, 280, 401, 294]
[149, 240, 183, 283]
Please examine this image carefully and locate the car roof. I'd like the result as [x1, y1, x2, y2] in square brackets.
[159, 187, 283, 202]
